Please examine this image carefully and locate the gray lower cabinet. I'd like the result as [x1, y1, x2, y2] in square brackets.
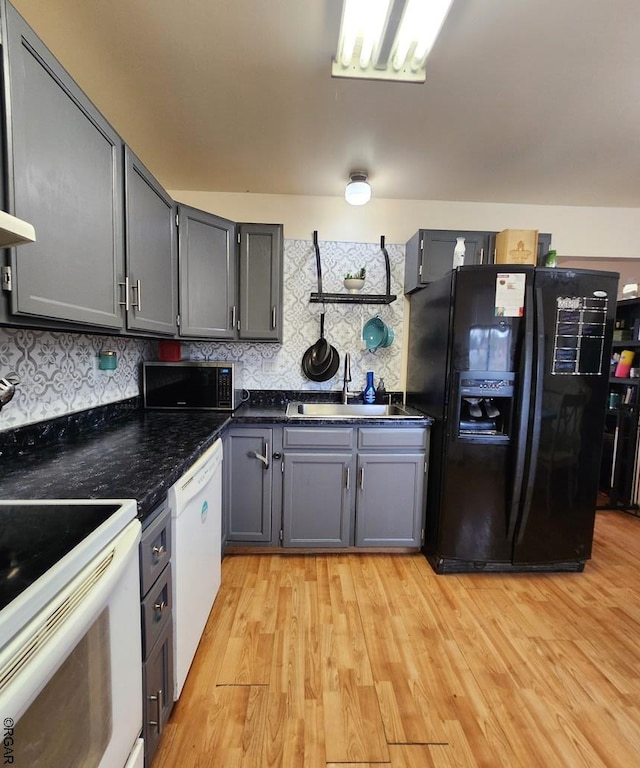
[355, 427, 428, 547]
[282, 452, 353, 547]
[140, 501, 174, 768]
[143, 620, 173, 767]
[2, 4, 125, 329]
[355, 454, 425, 546]
[124, 147, 178, 335]
[281, 426, 428, 549]
[237, 223, 283, 341]
[224, 426, 277, 544]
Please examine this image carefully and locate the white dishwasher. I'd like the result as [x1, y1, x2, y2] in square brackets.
[169, 438, 223, 700]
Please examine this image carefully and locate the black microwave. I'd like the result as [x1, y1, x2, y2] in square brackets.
[142, 361, 239, 411]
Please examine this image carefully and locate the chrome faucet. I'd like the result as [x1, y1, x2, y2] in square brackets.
[341, 353, 359, 404]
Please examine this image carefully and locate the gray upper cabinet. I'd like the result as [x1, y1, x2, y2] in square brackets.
[537, 233, 552, 264]
[237, 223, 283, 342]
[404, 229, 493, 293]
[405, 229, 554, 293]
[177, 205, 236, 338]
[124, 147, 177, 335]
[2, 4, 125, 329]
[178, 214, 283, 341]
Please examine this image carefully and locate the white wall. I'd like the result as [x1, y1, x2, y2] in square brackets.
[169, 191, 638, 258]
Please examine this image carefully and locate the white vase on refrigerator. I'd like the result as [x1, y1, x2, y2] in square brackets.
[453, 237, 466, 268]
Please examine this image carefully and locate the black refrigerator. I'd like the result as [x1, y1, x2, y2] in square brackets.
[406, 265, 618, 573]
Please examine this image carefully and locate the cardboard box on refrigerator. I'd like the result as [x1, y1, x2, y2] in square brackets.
[495, 229, 539, 265]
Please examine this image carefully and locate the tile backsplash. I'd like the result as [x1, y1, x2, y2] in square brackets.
[0, 238, 406, 430]
[0, 329, 154, 430]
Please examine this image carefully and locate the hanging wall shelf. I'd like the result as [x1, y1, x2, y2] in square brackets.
[309, 231, 397, 305]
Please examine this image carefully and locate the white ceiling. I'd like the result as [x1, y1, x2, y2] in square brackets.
[9, 0, 640, 208]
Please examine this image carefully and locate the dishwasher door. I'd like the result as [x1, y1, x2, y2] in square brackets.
[169, 438, 223, 700]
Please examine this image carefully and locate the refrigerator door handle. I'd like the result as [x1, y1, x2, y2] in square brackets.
[515, 284, 546, 544]
[507, 282, 534, 540]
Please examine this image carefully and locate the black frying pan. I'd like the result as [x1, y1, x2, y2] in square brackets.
[302, 344, 340, 382]
[309, 313, 330, 368]
[302, 315, 340, 381]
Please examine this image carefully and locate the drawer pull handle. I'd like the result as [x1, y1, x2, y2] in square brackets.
[151, 544, 166, 560]
[148, 688, 164, 735]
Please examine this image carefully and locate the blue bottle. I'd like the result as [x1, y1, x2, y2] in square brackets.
[364, 371, 375, 404]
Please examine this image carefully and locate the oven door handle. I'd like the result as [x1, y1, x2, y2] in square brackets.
[0, 519, 141, 721]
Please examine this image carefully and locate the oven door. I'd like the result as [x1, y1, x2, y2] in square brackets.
[0, 519, 142, 768]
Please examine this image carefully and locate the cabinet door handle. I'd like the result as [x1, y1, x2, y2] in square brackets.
[231, 305, 237, 331]
[345, 466, 350, 490]
[132, 279, 142, 311]
[118, 277, 130, 311]
[271, 306, 277, 329]
[151, 544, 166, 561]
[359, 466, 365, 490]
[479, 247, 484, 264]
[249, 442, 269, 470]
[148, 688, 164, 735]
[153, 599, 167, 618]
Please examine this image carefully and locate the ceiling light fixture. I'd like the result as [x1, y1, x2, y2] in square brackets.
[345, 172, 371, 206]
[332, 0, 454, 83]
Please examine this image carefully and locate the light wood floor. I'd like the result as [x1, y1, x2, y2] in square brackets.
[152, 511, 640, 767]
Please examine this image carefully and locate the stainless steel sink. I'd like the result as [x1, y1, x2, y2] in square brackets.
[285, 402, 422, 419]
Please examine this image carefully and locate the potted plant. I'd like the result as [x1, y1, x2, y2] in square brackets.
[344, 267, 366, 293]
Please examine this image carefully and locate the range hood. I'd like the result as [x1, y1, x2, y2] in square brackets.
[0, 210, 36, 247]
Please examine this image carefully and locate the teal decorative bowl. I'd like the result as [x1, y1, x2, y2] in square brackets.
[363, 317, 386, 350]
[380, 326, 394, 347]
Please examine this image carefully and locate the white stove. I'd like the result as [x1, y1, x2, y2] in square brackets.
[0, 499, 138, 646]
[0, 499, 143, 768]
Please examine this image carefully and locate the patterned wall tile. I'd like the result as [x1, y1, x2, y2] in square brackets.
[180, 238, 406, 394]
[0, 238, 407, 429]
[0, 329, 152, 431]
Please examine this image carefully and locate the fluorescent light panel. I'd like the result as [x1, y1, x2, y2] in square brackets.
[332, 0, 454, 83]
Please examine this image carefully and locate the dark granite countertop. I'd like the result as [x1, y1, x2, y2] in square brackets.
[232, 402, 430, 425]
[232, 403, 289, 422]
[0, 392, 430, 523]
[0, 408, 230, 522]
[231, 390, 431, 426]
